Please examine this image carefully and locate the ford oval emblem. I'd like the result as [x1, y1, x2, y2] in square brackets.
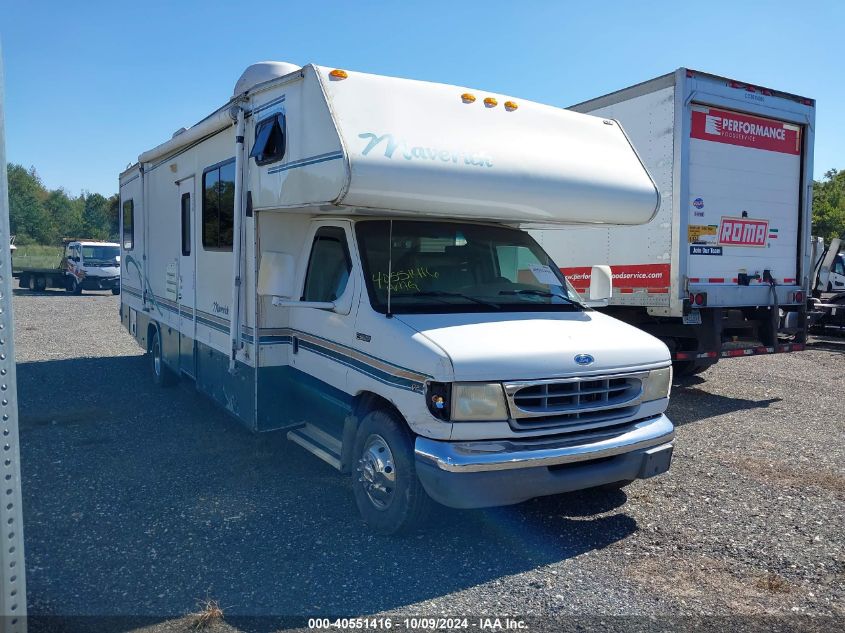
[574, 354, 594, 366]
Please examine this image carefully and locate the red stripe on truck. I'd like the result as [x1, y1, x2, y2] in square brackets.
[561, 263, 671, 292]
[690, 107, 801, 155]
[672, 343, 805, 361]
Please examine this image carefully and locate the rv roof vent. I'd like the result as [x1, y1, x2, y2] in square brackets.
[233, 61, 301, 96]
[172, 127, 187, 138]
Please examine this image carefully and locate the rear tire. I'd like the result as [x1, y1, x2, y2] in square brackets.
[149, 328, 177, 387]
[673, 360, 709, 378]
[351, 409, 433, 535]
[34, 275, 47, 292]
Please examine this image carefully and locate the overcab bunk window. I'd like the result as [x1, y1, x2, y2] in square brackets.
[202, 159, 235, 251]
[122, 199, 134, 250]
[250, 113, 286, 166]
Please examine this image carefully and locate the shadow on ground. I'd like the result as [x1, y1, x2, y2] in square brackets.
[668, 377, 781, 427]
[19, 355, 636, 632]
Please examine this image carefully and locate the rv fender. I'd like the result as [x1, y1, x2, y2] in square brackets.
[341, 392, 405, 473]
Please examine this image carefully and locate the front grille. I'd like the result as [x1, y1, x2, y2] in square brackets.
[504, 372, 645, 432]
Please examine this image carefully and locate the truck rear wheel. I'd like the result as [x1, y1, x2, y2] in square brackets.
[673, 360, 709, 378]
[351, 409, 433, 535]
[34, 275, 47, 292]
[150, 328, 177, 387]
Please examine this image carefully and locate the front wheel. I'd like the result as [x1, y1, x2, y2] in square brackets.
[111, 286, 121, 295]
[66, 276, 82, 295]
[352, 409, 433, 535]
[149, 328, 177, 387]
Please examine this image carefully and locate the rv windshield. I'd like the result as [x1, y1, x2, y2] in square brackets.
[355, 220, 583, 314]
[81, 245, 120, 263]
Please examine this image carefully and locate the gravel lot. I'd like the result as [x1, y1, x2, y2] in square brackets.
[11, 290, 845, 631]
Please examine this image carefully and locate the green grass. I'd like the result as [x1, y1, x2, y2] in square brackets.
[11, 244, 63, 271]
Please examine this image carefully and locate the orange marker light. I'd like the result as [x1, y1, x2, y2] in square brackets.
[329, 69, 348, 80]
[504, 101, 518, 111]
[484, 97, 498, 108]
[461, 93, 476, 103]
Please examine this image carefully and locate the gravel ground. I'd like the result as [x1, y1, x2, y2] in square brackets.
[10, 289, 845, 632]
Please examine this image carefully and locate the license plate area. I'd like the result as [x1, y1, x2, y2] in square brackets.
[683, 309, 702, 325]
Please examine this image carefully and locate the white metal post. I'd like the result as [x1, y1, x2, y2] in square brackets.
[0, 39, 28, 633]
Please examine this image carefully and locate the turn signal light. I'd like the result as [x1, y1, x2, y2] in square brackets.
[504, 100, 518, 111]
[461, 93, 476, 103]
[329, 69, 348, 80]
[483, 97, 498, 108]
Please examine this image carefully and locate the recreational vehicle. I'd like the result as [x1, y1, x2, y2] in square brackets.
[119, 62, 675, 533]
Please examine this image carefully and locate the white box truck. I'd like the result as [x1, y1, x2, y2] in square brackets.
[119, 61, 675, 533]
[533, 69, 815, 375]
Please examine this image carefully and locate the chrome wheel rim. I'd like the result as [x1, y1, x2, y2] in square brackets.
[357, 434, 396, 510]
[153, 336, 161, 376]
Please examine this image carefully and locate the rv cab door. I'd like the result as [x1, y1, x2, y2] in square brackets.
[288, 221, 360, 428]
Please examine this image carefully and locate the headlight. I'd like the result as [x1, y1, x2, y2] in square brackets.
[642, 366, 672, 402]
[451, 383, 509, 421]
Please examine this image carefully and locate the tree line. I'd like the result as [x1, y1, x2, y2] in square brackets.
[7, 164, 119, 245]
[4, 162, 845, 246]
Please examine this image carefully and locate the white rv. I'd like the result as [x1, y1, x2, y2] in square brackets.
[119, 62, 675, 533]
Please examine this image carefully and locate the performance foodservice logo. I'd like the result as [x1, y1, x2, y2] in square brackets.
[718, 217, 768, 247]
[691, 108, 800, 155]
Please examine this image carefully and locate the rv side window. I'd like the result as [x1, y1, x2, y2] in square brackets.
[302, 227, 352, 302]
[250, 113, 286, 166]
[122, 199, 134, 250]
[181, 193, 191, 256]
[202, 159, 235, 250]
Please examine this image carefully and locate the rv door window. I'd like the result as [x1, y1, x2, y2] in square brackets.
[122, 199, 134, 250]
[202, 159, 235, 250]
[250, 113, 286, 166]
[181, 193, 191, 256]
[302, 227, 352, 302]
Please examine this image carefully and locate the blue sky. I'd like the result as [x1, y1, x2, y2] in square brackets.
[1, 0, 842, 195]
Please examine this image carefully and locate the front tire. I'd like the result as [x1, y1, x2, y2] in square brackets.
[149, 328, 177, 387]
[66, 276, 82, 295]
[111, 286, 121, 295]
[352, 409, 433, 535]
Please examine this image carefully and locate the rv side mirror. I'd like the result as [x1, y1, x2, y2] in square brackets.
[257, 251, 297, 298]
[588, 265, 612, 304]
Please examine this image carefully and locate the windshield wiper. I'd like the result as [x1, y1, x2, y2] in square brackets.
[499, 289, 576, 303]
[411, 291, 501, 309]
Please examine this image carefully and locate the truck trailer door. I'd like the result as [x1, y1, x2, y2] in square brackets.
[178, 178, 196, 377]
[686, 105, 802, 287]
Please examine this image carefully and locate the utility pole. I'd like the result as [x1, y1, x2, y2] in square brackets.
[0, 38, 28, 633]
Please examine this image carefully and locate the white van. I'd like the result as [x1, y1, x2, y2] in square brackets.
[119, 62, 675, 533]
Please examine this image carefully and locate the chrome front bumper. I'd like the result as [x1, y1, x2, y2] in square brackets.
[415, 414, 674, 473]
[414, 415, 675, 508]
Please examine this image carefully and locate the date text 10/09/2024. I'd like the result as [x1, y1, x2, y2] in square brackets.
[308, 617, 529, 631]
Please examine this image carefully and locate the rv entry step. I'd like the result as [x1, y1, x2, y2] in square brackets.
[287, 423, 342, 470]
